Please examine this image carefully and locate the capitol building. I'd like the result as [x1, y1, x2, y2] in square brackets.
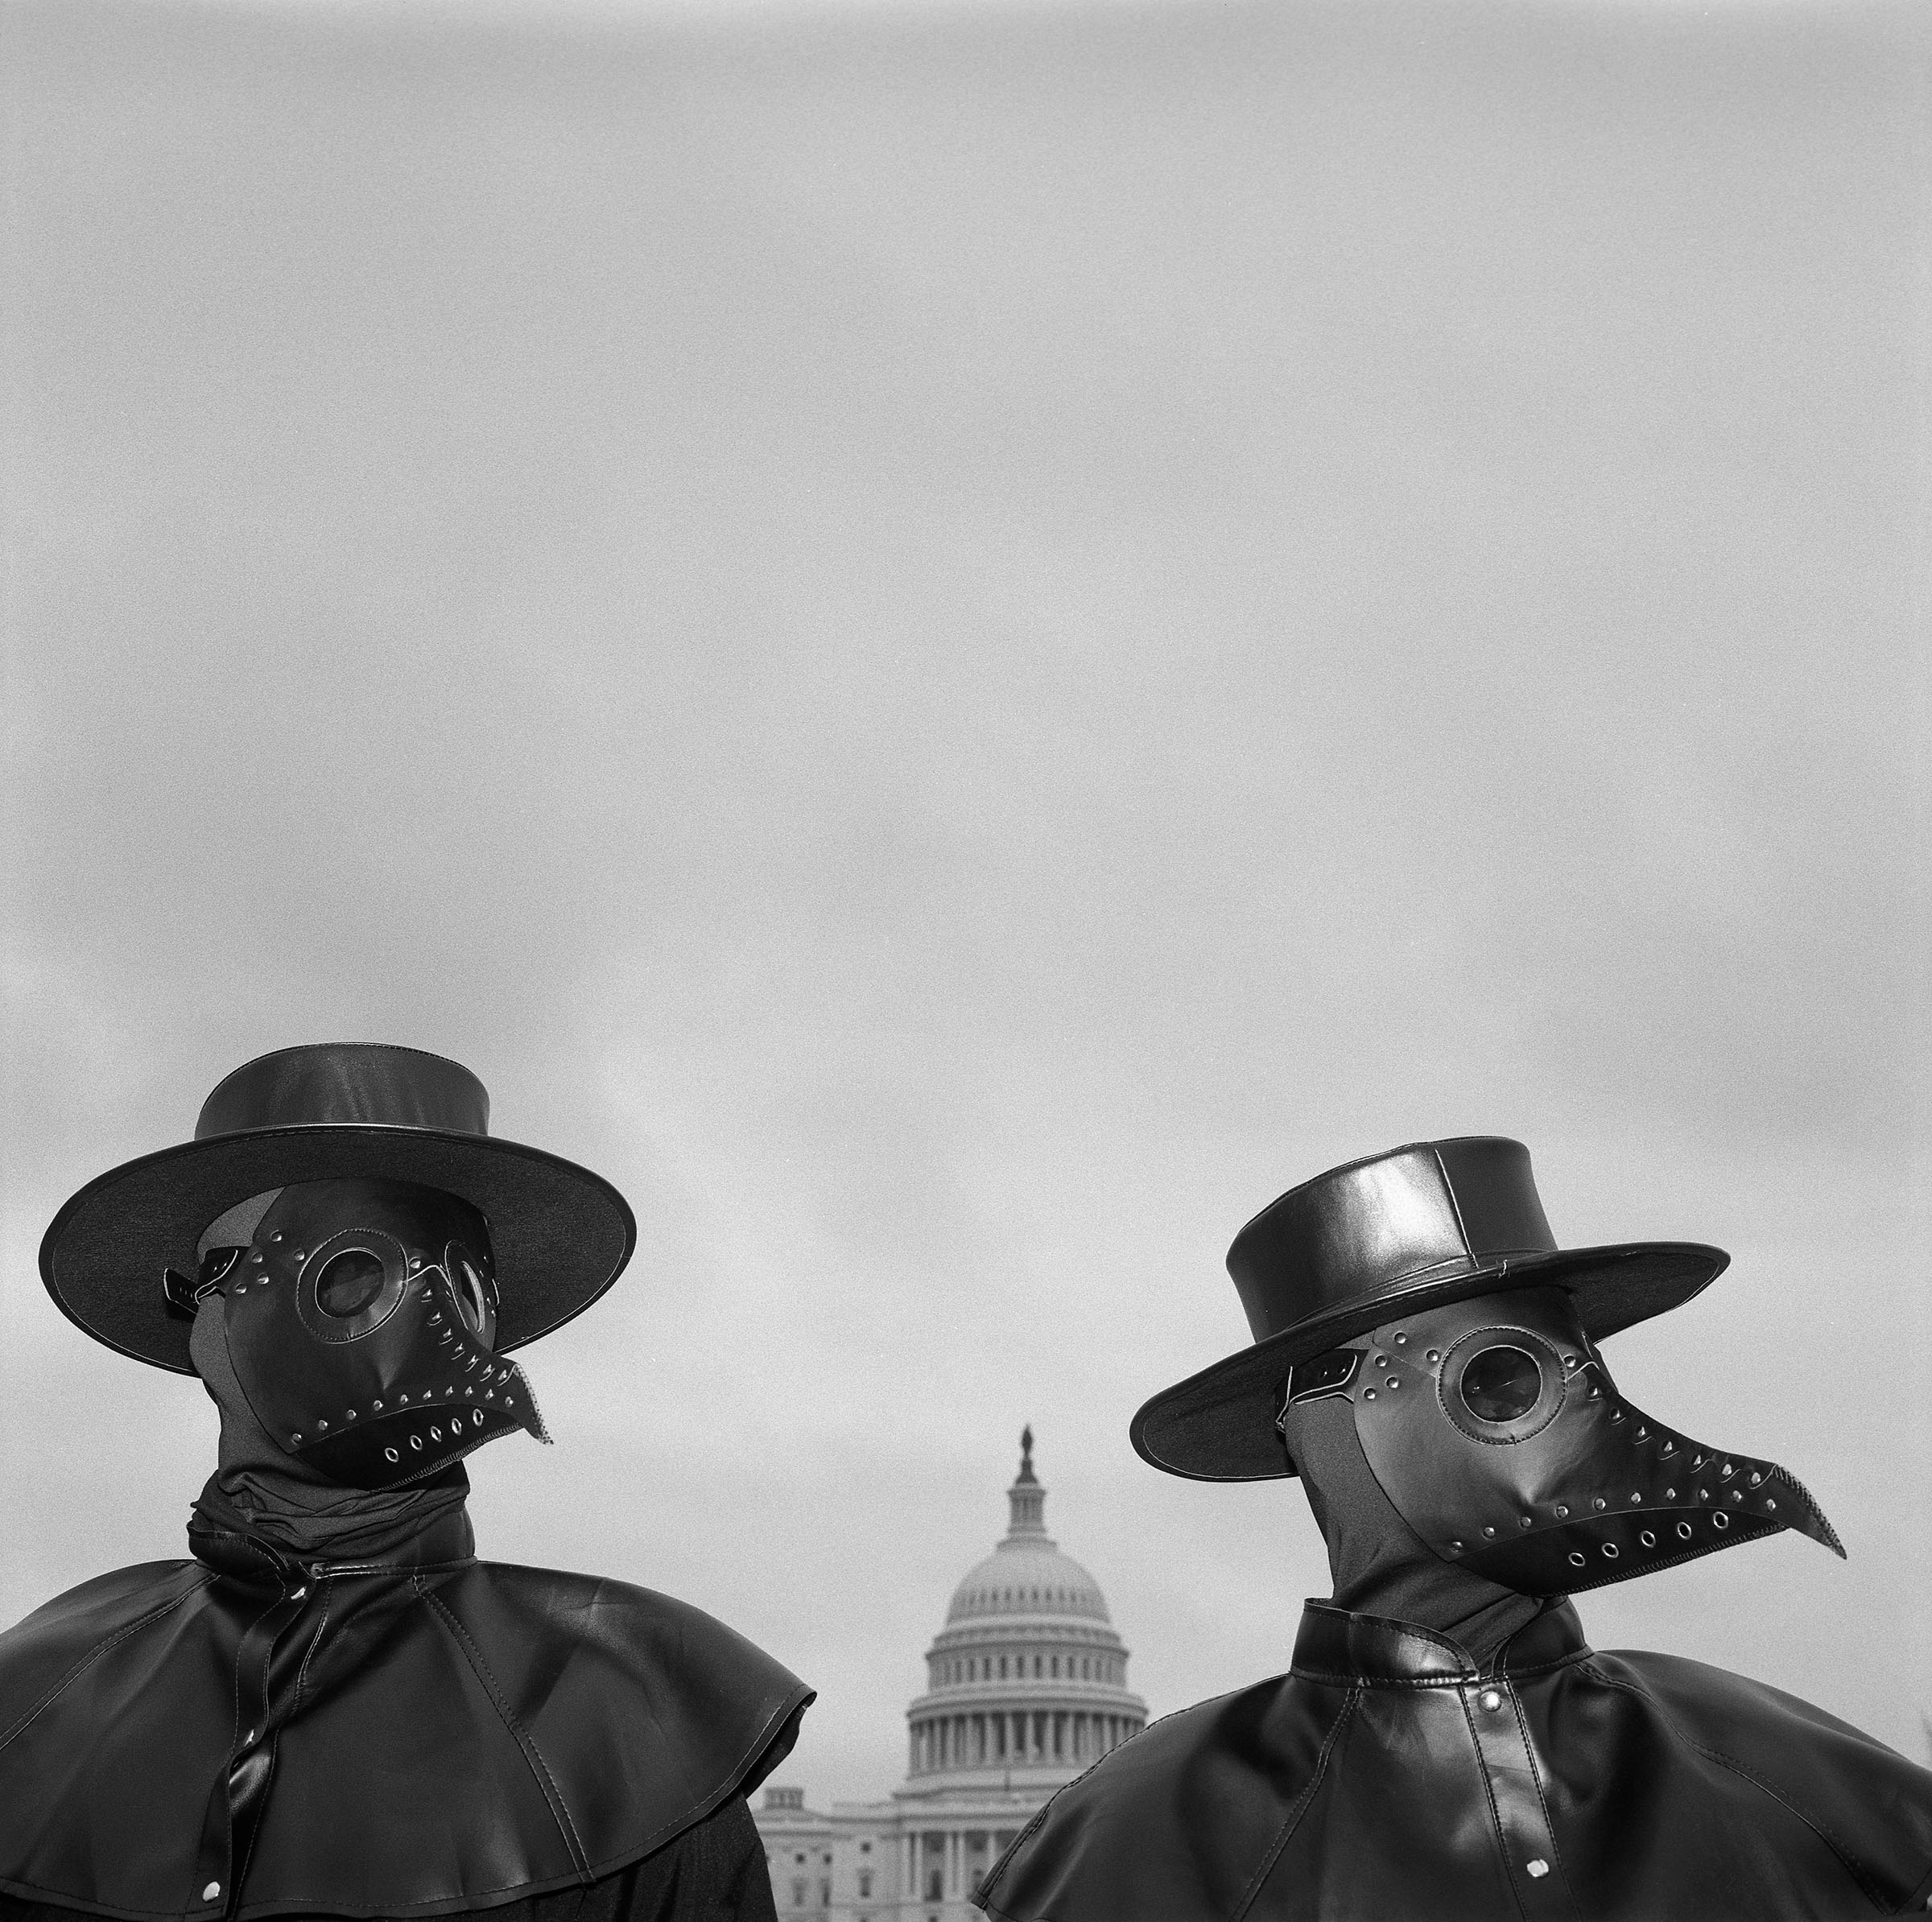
[753, 1430, 1147, 1919]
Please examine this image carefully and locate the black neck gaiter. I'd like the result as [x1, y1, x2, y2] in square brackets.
[1282, 1392, 1545, 1664]
[188, 1296, 473, 1565]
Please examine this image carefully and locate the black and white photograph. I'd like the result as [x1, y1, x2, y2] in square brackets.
[2, 0, 1928, 1916]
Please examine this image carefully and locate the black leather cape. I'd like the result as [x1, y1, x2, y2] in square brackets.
[976, 1600, 1932, 1922]
[0, 1512, 811, 1920]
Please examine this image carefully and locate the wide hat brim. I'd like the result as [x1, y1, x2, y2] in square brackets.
[1129, 1240, 1727, 1483]
[39, 1124, 637, 1376]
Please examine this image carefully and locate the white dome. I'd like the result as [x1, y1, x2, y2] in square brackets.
[945, 1543, 1111, 1624]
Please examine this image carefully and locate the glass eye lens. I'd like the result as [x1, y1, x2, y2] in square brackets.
[1460, 1345, 1542, 1423]
[316, 1248, 387, 1319]
[448, 1245, 496, 1345]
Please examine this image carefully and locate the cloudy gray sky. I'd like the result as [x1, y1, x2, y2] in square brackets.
[2, 0, 1927, 1804]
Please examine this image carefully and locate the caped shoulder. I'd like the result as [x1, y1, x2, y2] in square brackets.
[0, 1553, 812, 1920]
[980, 1675, 1323, 1922]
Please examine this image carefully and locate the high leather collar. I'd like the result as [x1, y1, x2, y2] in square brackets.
[188, 1504, 477, 1586]
[1290, 1596, 1589, 1683]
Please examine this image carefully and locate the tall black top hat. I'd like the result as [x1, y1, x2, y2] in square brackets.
[1129, 1136, 1726, 1483]
[39, 1043, 637, 1376]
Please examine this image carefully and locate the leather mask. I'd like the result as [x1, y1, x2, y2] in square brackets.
[173, 1178, 547, 1490]
[1279, 1285, 1842, 1595]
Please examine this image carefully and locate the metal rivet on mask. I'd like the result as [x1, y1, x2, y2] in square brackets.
[1363, 1390, 1377, 1400]
[1719, 1462, 1734, 1476]
[1640, 1531, 1656, 1547]
[1480, 1690, 1501, 1711]
[1713, 1512, 1731, 1530]
[1610, 1409, 1624, 1423]
[504, 1395, 514, 1407]
[372, 1400, 383, 1411]
[410, 1257, 423, 1270]
[250, 1252, 263, 1264]
[1482, 1526, 1496, 1537]
[1388, 1378, 1401, 1390]
[1729, 1490, 1744, 1503]
[1451, 1540, 1463, 1550]
[1518, 1516, 1532, 1528]
[1592, 1499, 1606, 1511]
[1568, 1552, 1586, 1567]
[1676, 1521, 1693, 1540]
[1630, 1493, 1642, 1504]
[1587, 1384, 1600, 1399]
[345, 1409, 355, 1420]
[1748, 1471, 1762, 1486]
[385, 1448, 399, 1462]
[291, 1433, 302, 1443]
[1661, 1441, 1675, 1455]
[1765, 1499, 1777, 1512]
[1635, 1425, 1647, 1439]
[316, 1419, 328, 1431]
[398, 1392, 410, 1403]
[270, 1233, 283, 1244]
[1563, 1355, 1576, 1367]
[1393, 1334, 1407, 1345]
[1426, 1349, 1439, 1363]
[292, 1250, 304, 1261]
[1602, 1544, 1620, 1559]
[1554, 1505, 1569, 1518]
[1665, 1487, 1677, 1499]
[445, 1386, 456, 1396]
[428, 1314, 442, 1325]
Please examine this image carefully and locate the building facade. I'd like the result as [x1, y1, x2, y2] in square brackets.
[753, 1431, 1147, 1920]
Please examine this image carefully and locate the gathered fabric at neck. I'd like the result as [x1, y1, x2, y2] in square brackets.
[188, 1297, 473, 1565]
[1281, 1391, 1542, 1664]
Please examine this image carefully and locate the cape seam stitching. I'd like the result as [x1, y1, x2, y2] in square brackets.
[0, 1574, 213, 1757]
[1455, 1686, 1532, 1922]
[572, 1685, 817, 1876]
[1232, 1688, 1358, 1922]
[1505, 1681, 1581, 1916]
[1576, 1661, 1891, 1912]
[415, 1578, 592, 1879]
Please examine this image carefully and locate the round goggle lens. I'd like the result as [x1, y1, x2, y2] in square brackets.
[315, 1248, 387, 1319]
[1459, 1344, 1543, 1423]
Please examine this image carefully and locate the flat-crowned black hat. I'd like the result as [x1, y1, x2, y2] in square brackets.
[39, 1043, 637, 1376]
[1129, 1136, 1726, 1483]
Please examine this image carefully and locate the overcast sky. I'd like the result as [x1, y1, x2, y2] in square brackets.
[2, 0, 1927, 1804]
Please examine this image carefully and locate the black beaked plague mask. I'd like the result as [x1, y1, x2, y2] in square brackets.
[1279, 1285, 1842, 1596]
[175, 1178, 548, 1490]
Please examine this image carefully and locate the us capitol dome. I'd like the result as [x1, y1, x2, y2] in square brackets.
[753, 1430, 1148, 1920]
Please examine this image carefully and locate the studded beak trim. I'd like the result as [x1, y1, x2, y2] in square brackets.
[1292, 1285, 1843, 1598]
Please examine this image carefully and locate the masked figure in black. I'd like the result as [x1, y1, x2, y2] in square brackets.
[977, 1138, 1932, 1922]
[1, 1044, 811, 1922]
